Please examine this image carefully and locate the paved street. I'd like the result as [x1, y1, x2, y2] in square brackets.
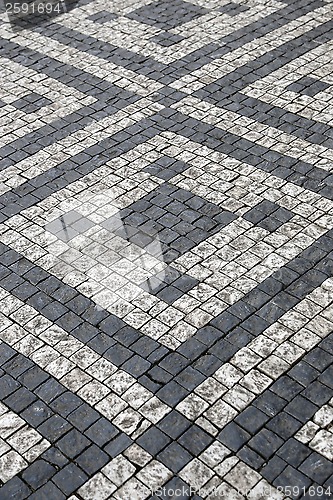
[0, 0, 333, 498]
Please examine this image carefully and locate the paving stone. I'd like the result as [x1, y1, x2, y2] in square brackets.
[218, 422, 251, 452]
[66, 404, 99, 432]
[178, 425, 213, 455]
[104, 434, 133, 457]
[76, 444, 109, 475]
[0, 345, 16, 366]
[285, 396, 318, 423]
[56, 429, 91, 459]
[50, 392, 83, 417]
[271, 376, 303, 400]
[302, 381, 333, 406]
[266, 412, 303, 439]
[157, 411, 191, 439]
[0, 476, 31, 499]
[21, 460, 56, 490]
[28, 482, 66, 500]
[22, 401, 54, 427]
[157, 442, 192, 472]
[319, 365, 333, 389]
[235, 406, 270, 434]
[253, 391, 287, 417]
[175, 367, 206, 391]
[38, 415, 71, 442]
[299, 453, 333, 485]
[52, 463, 88, 496]
[261, 455, 288, 483]
[137, 427, 171, 456]
[0, 374, 20, 399]
[248, 429, 284, 459]
[17, 366, 49, 390]
[84, 418, 118, 447]
[3, 356, 34, 379]
[277, 438, 312, 468]
[289, 362, 320, 386]
[35, 378, 66, 404]
[273, 465, 312, 493]
[4, 387, 36, 413]
[237, 446, 266, 470]
[41, 447, 69, 468]
[304, 349, 332, 372]
[157, 380, 189, 406]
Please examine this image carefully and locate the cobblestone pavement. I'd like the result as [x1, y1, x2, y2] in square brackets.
[0, 0, 333, 498]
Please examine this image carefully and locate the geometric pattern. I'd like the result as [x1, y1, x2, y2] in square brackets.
[127, 0, 208, 30]
[0, 0, 333, 498]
